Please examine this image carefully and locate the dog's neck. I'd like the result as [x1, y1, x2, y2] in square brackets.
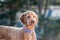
[23, 26, 35, 33]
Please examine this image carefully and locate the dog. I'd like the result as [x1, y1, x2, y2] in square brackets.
[0, 11, 38, 40]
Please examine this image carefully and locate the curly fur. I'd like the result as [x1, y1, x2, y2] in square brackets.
[0, 11, 38, 40]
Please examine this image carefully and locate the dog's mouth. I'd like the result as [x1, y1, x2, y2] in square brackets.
[29, 23, 34, 26]
[26, 20, 35, 26]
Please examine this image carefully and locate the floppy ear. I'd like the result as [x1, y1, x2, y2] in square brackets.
[36, 15, 39, 24]
[32, 13, 38, 24]
[20, 14, 25, 24]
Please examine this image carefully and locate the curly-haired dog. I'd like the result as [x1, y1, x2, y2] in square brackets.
[0, 11, 38, 40]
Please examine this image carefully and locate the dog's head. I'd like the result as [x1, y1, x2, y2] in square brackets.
[20, 11, 38, 27]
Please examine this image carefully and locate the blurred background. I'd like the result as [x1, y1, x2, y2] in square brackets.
[0, 0, 60, 40]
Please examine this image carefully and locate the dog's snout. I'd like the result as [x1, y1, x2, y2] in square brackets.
[31, 20, 35, 23]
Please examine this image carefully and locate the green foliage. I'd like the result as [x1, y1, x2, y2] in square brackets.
[56, 19, 60, 23]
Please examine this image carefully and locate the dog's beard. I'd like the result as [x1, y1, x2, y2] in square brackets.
[26, 20, 35, 26]
[26, 20, 31, 26]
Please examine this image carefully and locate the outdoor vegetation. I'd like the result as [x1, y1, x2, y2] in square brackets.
[0, 0, 60, 40]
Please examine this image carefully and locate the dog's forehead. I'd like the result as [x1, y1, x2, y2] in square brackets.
[25, 13, 35, 16]
[23, 11, 37, 18]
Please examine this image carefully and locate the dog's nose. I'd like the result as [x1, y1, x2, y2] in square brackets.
[31, 20, 35, 23]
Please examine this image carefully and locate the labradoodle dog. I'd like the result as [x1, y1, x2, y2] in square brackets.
[0, 11, 38, 40]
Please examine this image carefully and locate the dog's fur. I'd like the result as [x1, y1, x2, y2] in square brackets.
[0, 11, 38, 40]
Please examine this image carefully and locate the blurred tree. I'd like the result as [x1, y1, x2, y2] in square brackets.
[0, 0, 18, 26]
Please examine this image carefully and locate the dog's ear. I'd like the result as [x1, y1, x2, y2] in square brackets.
[20, 14, 25, 24]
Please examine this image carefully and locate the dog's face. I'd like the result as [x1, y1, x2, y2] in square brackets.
[20, 11, 38, 27]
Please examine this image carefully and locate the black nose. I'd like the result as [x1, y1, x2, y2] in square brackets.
[31, 20, 35, 23]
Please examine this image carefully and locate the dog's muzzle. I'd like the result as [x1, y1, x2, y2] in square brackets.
[31, 19, 35, 23]
[26, 18, 35, 25]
